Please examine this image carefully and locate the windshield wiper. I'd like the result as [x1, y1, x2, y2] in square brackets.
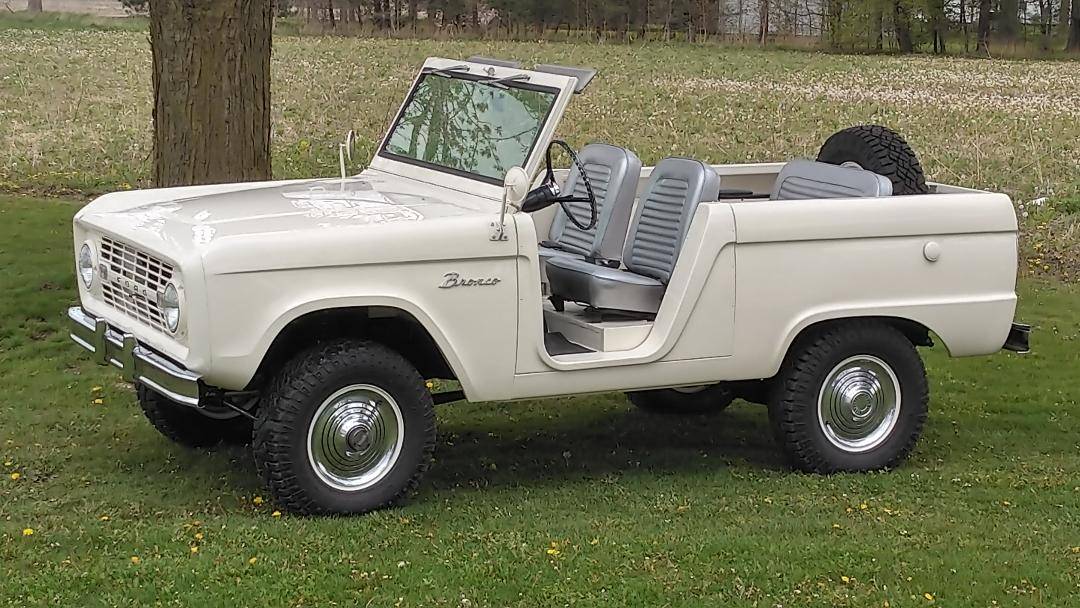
[422, 65, 531, 90]
[422, 64, 470, 77]
[484, 74, 531, 89]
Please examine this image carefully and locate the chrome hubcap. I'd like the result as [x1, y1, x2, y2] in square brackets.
[307, 384, 404, 491]
[816, 355, 901, 453]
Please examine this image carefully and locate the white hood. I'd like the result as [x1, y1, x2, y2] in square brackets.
[75, 169, 501, 250]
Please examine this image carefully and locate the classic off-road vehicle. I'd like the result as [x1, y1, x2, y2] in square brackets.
[68, 57, 1030, 515]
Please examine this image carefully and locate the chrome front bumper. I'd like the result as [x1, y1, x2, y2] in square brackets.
[67, 306, 201, 406]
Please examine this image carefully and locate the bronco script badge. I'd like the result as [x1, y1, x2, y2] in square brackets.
[439, 272, 501, 288]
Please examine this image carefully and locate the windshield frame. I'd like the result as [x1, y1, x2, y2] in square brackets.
[378, 71, 561, 186]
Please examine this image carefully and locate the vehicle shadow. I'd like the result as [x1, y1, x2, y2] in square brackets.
[125, 397, 784, 504]
[423, 398, 784, 493]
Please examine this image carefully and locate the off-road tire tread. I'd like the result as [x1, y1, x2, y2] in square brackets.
[252, 339, 436, 515]
[138, 385, 251, 448]
[817, 125, 930, 196]
[768, 321, 929, 473]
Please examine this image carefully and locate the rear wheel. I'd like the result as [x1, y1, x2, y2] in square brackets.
[138, 385, 251, 448]
[628, 384, 735, 415]
[768, 321, 929, 473]
[252, 340, 436, 515]
[817, 125, 929, 195]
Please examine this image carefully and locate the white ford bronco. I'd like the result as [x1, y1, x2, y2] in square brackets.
[68, 57, 1030, 515]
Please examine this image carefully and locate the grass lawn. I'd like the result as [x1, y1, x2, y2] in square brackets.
[0, 28, 1078, 277]
[0, 193, 1077, 605]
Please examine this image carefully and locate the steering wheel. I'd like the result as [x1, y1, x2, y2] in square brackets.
[539, 140, 599, 231]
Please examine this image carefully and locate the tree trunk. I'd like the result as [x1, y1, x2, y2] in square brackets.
[149, 0, 272, 187]
[26, 0, 43, 12]
[893, 1, 914, 53]
[1062, 0, 1073, 31]
[977, 0, 992, 54]
[998, 0, 1020, 39]
[1069, 0, 1080, 50]
[758, 0, 769, 45]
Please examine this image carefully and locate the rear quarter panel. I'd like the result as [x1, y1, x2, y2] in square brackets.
[729, 190, 1019, 378]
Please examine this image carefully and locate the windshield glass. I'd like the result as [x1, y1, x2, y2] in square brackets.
[382, 73, 558, 183]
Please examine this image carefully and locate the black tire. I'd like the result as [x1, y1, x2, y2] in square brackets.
[628, 384, 735, 415]
[252, 339, 436, 515]
[138, 385, 252, 448]
[817, 125, 930, 195]
[768, 321, 928, 473]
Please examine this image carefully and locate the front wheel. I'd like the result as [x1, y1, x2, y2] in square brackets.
[252, 340, 436, 515]
[768, 321, 928, 473]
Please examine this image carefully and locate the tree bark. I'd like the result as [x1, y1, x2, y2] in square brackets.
[893, 1, 914, 53]
[1062, 0, 1073, 31]
[998, 0, 1020, 39]
[977, 0, 992, 54]
[149, 0, 272, 187]
[27, 0, 43, 12]
[1069, 0, 1080, 50]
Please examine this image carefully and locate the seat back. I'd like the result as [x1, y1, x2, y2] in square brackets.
[771, 159, 893, 200]
[548, 143, 642, 259]
[622, 158, 721, 284]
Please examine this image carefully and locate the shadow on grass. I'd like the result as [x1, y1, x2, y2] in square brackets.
[118, 398, 784, 506]
[424, 399, 784, 493]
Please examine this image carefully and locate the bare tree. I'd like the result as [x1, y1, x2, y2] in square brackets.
[1069, 0, 1080, 50]
[27, 0, 43, 12]
[977, 0, 992, 54]
[149, 0, 273, 187]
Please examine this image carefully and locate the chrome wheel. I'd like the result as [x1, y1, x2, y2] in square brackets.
[816, 355, 901, 453]
[306, 384, 404, 491]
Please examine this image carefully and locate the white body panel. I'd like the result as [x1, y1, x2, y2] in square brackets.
[73, 162, 1019, 402]
[70, 59, 1020, 404]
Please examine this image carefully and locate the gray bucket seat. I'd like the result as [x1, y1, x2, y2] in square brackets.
[546, 157, 720, 315]
[538, 143, 642, 266]
[772, 159, 893, 200]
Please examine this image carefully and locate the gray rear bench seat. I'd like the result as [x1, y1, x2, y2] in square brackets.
[771, 159, 893, 200]
[546, 157, 721, 316]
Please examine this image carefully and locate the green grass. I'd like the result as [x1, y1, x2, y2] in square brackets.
[0, 11, 147, 32]
[0, 30, 1078, 277]
[1, 193, 1078, 605]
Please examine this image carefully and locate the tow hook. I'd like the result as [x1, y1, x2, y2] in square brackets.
[1003, 322, 1031, 354]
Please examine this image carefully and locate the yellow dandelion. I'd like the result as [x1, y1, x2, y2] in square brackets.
[253, 496, 264, 506]
[248, 557, 258, 565]
[92, 398, 104, 405]
[832, 523, 841, 529]
[546, 547, 560, 556]
[22, 528, 34, 536]
[10, 472, 20, 481]
[99, 515, 110, 522]
[271, 510, 282, 518]
[859, 502, 868, 510]
[425, 381, 434, 389]
[194, 532, 204, 541]
[190, 546, 199, 554]
[841, 575, 851, 583]
[130, 556, 141, 565]
[3, 460, 11, 467]
[92, 386, 103, 392]
[924, 592, 935, 601]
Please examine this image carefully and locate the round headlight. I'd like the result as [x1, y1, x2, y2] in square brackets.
[161, 283, 181, 333]
[78, 243, 95, 288]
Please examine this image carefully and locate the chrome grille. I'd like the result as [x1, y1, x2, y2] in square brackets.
[99, 236, 175, 333]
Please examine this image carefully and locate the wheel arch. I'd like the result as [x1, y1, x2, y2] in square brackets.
[776, 314, 936, 374]
[244, 301, 467, 396]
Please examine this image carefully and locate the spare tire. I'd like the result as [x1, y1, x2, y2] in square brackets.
[817, 125, 929, 195]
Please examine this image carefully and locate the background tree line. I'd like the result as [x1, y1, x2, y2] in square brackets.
[243, 0, 1080, 53]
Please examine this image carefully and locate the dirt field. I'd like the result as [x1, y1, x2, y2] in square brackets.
[2, 0, 126, 17]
